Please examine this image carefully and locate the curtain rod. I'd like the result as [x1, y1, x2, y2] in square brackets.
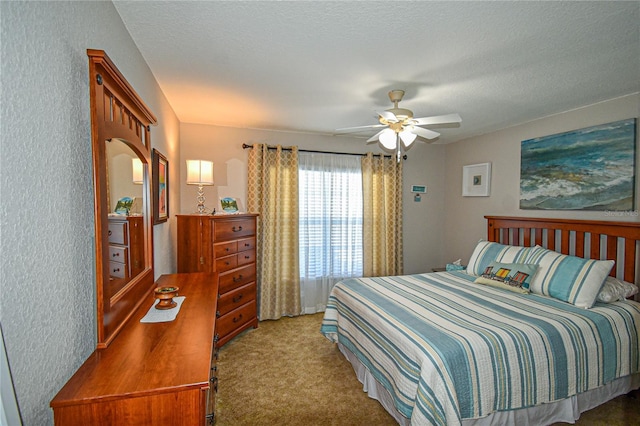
[241, 143, 407, 160]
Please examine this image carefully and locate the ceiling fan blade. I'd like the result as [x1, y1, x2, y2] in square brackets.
[410, 126, 440, 140]
[377, 110, 398, 123]
[412, 113, 462, 126]
[367, 129, 387, 143]
[335, 123, 386, 132]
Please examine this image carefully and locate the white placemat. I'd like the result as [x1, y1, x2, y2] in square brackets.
[140, 296, 186, 323]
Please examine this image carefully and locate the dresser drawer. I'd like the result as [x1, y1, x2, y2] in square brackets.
[214, 218, 256, 241]
[215, 254, 238, 273]
[237, 237, 255, 252]
[109, 261, 127, 279]
[214, 241, 237, 257]
[216, 302, 256, 340]
[217, 282, 256, 317]
[237, 249, 255, 267]
[219, 264, 256, 294]
[108, 246, 128, 263]
[108, 221, 127, 245]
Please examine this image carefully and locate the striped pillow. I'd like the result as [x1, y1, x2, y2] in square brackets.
[525, 246, 614, 308]
[466, 241, 532, 276]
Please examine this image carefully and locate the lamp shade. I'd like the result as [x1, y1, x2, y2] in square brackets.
[399, 129, 417, 148]
[186, 160, 214, 185]
[132, 158, 144, 184]
[378, 128, 397, 150]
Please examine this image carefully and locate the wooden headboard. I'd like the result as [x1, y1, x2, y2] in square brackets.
[486, 216, 640, 284]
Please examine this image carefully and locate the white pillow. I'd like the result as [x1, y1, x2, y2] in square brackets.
[524, 246, 614, 309]
[596, 276, 639, 303]
[466, 241, 532, 276]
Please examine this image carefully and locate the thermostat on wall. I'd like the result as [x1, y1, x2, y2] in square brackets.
[411, 185, 427, 194]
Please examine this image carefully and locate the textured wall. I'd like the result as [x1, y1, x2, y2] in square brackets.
[443, 94, 640, 265]
[0, 2, 179, 425]
[179, 123, 447, 274]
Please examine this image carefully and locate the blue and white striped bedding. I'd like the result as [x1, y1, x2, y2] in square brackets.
[320, 271, 640, 426]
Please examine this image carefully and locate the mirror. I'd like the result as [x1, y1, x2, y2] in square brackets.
[88, 50, 157, 348]
[105, 139, 147, 300]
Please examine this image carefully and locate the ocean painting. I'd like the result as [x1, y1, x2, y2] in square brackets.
[520, 118, 636, 210]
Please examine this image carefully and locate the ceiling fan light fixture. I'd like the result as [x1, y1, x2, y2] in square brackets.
[399, 129, 417, 148]
[378, 128, 397, 150]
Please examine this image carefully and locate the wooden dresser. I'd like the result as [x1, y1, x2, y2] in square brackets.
[50, 273, 219, 425]
[177, 214, 259, 347]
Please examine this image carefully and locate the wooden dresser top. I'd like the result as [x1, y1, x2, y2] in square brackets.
[51, 273, 218, 408]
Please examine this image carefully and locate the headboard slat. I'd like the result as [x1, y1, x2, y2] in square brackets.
[560, 230, 570, 255]
[624, 239, 636, 283]
[575, 232, 585, 258]
[535, 228, 543, 246]
[591, 235, 601, 260]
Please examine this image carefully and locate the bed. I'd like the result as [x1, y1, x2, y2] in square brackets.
[321, 216, 640, 425]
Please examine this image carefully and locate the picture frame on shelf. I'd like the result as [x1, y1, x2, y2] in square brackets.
[152, 149, 169, 224]
[462, 162, 491, 197]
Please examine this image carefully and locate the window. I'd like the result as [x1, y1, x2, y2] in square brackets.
[298, 152, 363, 313]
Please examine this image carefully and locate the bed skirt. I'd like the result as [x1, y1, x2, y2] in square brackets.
[338, 343, 640, 425]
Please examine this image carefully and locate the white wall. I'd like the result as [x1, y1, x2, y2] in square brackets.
[0, 2, 179, 424]
[443, 94, 640, 265]
[179, 123, 447, 274]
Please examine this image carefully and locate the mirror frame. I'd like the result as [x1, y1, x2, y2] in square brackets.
[88, 50, 157, 348]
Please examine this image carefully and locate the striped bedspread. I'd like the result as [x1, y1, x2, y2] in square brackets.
[320, 271, 640, 425]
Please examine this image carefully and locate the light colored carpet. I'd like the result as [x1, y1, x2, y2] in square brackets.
[215, 313, 640, 425]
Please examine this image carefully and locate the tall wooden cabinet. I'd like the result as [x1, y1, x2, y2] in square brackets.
[178, 214, 259, 347]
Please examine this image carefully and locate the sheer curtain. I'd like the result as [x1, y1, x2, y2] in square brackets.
[247, 144, 301, 320]
[298, 152, 363, 314]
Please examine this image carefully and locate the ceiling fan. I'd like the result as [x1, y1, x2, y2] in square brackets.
[338, 90, 461, 159]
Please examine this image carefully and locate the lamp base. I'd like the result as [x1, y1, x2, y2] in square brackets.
[194, 185, 210, 214]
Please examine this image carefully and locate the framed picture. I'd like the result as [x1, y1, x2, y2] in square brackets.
[220, 197, 239, 213]
[520, 118, 636, 210]
[152, 149, 169, 224]
[462, 162, 491, 197]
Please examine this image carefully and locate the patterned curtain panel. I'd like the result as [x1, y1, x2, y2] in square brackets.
[361, 153, 404, 277]
[247, 144, 301, 319]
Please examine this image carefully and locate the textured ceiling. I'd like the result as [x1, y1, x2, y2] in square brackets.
[113, 1, 639, 144]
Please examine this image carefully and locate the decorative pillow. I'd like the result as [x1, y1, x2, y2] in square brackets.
[474, 261, 538, 294]
[466, 241, 532, 276]
[524, 246, 614, 308]
[596, 276, 639, 303]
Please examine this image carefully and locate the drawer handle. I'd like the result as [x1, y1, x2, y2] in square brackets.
[232, 226, 243, 232]
[113, 268, 120, 272]
[225, 247, 230, 252]
[112, 252, 120, 257]
[225, 261, 230, 265]
[244, 243, 250, 247]
[244, 255, 250, 259]
[232, 294, 243, 303]
[108, 230, 112, 236]
[233, 314, 243, 323]
[233, 274, 243, 282]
